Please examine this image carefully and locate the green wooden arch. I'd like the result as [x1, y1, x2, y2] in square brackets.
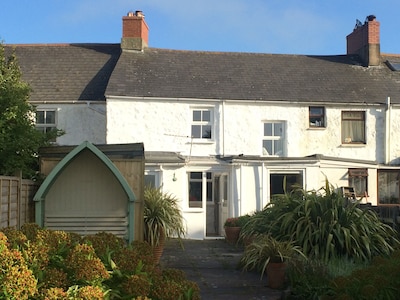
[33, 141, 136, 242]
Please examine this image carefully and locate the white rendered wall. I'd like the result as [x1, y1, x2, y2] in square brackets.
[107, 98, 392, 164]
[37, 103, 106, 146]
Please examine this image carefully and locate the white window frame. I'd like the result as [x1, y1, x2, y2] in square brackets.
[35, 109, 57, 134]
[262, 121, 285, 156]
[190, 108, 214, 141]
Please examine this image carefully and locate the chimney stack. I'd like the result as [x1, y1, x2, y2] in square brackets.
[346, 15, 380, 66]
[121, 10, 149, 51]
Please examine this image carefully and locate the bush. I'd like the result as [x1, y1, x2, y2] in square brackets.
[0, 224, 199, 299]
[241, 180, 400, 262]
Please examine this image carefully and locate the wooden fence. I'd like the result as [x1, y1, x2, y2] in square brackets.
[0, 176, 37, 229]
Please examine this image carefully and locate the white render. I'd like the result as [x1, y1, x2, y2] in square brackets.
[100, 96, 398, 239]
[106, 97, 391, 162]
[38, 103, 107, 146]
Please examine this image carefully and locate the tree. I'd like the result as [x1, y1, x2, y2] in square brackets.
[0, 42, 59, 178]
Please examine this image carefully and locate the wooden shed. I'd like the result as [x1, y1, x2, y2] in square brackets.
[34, 141, 144, 242]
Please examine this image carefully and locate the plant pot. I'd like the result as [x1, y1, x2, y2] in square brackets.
[266, 262, 287, 289]
[224, 226, 241, 244]
[152, 229, 166, 264]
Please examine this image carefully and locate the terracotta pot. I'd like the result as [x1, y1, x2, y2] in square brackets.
[266, 262, 287, 289]
[224, 226, 241, 244]
[152, 229, 166, 264]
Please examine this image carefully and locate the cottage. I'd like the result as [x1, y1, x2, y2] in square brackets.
[7, 12, 400, 239]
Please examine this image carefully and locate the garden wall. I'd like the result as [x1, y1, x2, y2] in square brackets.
[0, 175, 37, 229]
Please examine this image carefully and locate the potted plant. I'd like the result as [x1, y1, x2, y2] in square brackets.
[240, 234, 305, 289]
[223, 217, 241, 244]
[144, 186, 186, 263]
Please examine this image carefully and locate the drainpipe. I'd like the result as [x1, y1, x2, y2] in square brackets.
[239, 165, 243, 216]
[261, 162, 265, 210]
[385, 97, 391, 164]
[222, 100, 225, 156]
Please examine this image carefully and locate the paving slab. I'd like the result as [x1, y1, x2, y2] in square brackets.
[160, 239, 283, 300]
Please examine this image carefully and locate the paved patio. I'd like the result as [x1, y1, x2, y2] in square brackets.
[160, 239, 284, 300]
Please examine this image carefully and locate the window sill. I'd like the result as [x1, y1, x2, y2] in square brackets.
[340, 143, 366, 147]
[187, 139, 215, 145]
[307, 126, 326, 130]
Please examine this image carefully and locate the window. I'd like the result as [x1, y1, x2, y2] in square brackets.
[378, 170, 400, 205]
[191, 109, 212, 139]
[309, 106, 325, 127]
[341, 111, 365, 144]
[36, 110, 56, 134]
[188, 172, 212, 208]
[262, 122, 285, 156]
[348, 168, 368, 197]
[270, 173, 303, 196]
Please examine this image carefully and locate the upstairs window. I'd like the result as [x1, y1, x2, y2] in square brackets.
[341, 111, 365, 144]
[309, 106, 325, 127]
[36, 110, 56, 134]
[191, 109, 212, 139]
[262, 122, 285, 156]
[348, 168, 368, 197]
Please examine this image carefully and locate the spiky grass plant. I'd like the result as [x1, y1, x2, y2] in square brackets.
[143, 186, 186, 247]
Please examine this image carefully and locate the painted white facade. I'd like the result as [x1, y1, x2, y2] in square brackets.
[37, 103, 107, 145]
[106, 97, 395, 162]
[99, 96, 399, 239]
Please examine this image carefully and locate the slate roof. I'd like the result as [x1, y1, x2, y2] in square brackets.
[5, 43, 121, 102]
[106, 48, 400, 104]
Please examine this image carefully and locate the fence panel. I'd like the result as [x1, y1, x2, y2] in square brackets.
[0, 176, 37, 229]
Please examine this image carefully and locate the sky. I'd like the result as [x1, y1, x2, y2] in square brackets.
[1, 0, 400, 56]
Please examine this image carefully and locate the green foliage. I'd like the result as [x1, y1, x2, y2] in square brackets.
[0, 43, 62, 178]
[241, 180, 399, 262]
[325, 250, 400, 299]
[0, 224, 199, 299]
[240, 234, 305, 279]
[144, 186, 186, 246]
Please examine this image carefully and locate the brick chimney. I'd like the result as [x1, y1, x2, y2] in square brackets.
[346, 15, 380, 66]
[121, 10, 149, 51]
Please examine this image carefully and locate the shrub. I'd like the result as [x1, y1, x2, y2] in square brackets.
[83, 231, 126, 259]
[241, 180, 400, 262]
[0, 224, 200, 299]
[65, 243, 110, 284]
[0, 232, 37, 300]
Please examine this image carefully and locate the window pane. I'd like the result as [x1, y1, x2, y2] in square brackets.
[36, 111, 44, 124]
[202, 125, 212, 138]
[45, 111, 56, 124]
[274, 123, 283, 137]
[378, 171, 400, 204]
[264, 123, 272, 136]
[193, 110, 201, 121]
[274, 140, 283, 155]
[342, 120, 365, 143]
[189, 182, 202, 205]
[263, 140, 272, 155]
[202, 110, 210, 122]
[310, 107, 323, 116]
[190, 172, 202, 179]
[144, 175, 156, 188]
[191, 125, 201, 138]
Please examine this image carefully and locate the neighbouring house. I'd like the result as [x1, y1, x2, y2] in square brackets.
[5, 12, 400, 239]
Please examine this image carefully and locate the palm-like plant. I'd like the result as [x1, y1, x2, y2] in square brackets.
[241, 179, 400, 262]
[143, 186, 186, 247]
[240, 234, 305, 279]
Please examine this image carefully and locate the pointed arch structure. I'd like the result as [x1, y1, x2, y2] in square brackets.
[34, 141, 137, 242]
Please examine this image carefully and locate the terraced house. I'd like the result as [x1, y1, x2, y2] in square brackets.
[6, 12, 400, 239]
